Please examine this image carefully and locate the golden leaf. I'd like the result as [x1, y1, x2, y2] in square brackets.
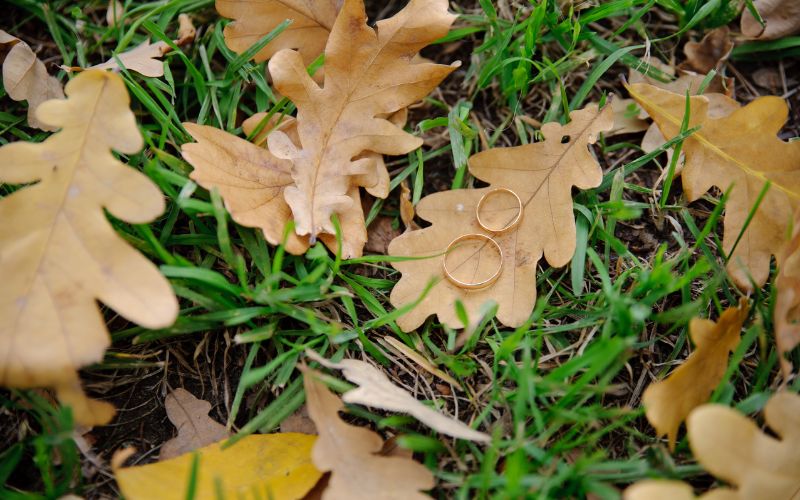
[0, 70, 178, 425]
[217, 0, 341, 65]
[159, 388, 230, 460]
[307, 350, 489, 442]
[266, 0, 457, 255]
[642, 300, 749, 450]
[302, 366, 435, 499]
[0, 30, 64, 131]
[741, 0, 800, 40]
[389, 104, 613, 330]
[115, 433, 321, 500]
[625, 391, 800, 499]
[628, 83, 800, 289]
[775, 215, 800, 376]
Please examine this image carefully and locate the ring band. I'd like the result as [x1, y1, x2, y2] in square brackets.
[442, 234, 503, 290]
[476, 187, 523, 234]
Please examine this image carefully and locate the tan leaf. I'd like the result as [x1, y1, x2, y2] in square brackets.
[400, 181, 418, 232]
[628, 392, 800, 498]
[159, 388, 230, 460]
[365, 216, 400, 254]
[679, 26, 733, 74]
[115, 433, 321, 500]
[266, 0, 457, 256]
[642, 300, 749, 450]
[389, 104, 613, 330]
[775, 215, 800, 376]
[0, 30, 64, 131]
[281, 405, 316, 434]
[87, 39, 171, 77]
[607, 97, 649, 137]
[302, 366, 435, 499]
[628, 83, 800, 289]
[307, 350, 490, 442]
[741, 0, 800, 40]
[629, 58, 733, 97]
[176, 14, 197, 46]
[0, 70, 178, 425]
[106, 1, 125, 26]
[217, 0, 342, 65]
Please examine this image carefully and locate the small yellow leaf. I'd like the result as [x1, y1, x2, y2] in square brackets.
[642, 300, 748, 450]
[115, 433, 321, 500]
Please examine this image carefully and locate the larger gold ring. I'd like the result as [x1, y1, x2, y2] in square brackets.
[442, 234, 503, 290]
[476, 187, 523, 234]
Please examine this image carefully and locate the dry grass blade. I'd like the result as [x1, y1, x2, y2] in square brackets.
[0, 70, 178, 425]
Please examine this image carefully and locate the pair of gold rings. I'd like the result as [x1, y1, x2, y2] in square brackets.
[442, 187, 524, 290]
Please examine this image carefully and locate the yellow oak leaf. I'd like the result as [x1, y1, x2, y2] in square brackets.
[0, 70, 178, 425]
[266, 0, 457, 256]
[388, 103, 613, 330]
[302, 366, 435, 499]
[0, 30, 64, 131]
[625, 391, 800, 499]
[642, 300, 749, 450]
[114, 433, 321, 500]
[628, 82, 800, 290]
[775, 215, 800, 376]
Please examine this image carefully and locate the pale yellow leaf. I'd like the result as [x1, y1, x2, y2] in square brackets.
[624, 480, 696, 500]
[303, 366, 435, 499]
[160, 388, 231, 460]
[88, 40, 170, 77]
[389, 104, 613, 330]
[0, 70, 178, 425]
[0, 30, 64, 131]
[106, 1, 125, 26]
[741, 0, 800, 40]
[307, 350, 489, 442]
[642, 300, 748, 450]
[266, 0, 457, 256]
[628, 82, 800, 289]
[115, 433, 322, 500]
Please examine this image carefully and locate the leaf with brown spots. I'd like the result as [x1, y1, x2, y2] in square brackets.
[0, 71, 178, 425]
[388, 104, 613, 330]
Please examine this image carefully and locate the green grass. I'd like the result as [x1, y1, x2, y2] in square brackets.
[1, 0, 798, 499]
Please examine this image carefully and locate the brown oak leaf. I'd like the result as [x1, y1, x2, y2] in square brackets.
[628, 83, 800, 290]
[388, 104, 613, 330]
[160, 388, 230, 460]
[0, 71, 178, 425]
[678, 26, 733, 74]
[266, 0, 457, 255]
[741, 0, 800, 40]
[642, 300, 749, 450]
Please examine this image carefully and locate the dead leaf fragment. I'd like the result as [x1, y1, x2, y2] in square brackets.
[0, 70, 178, 425]
[176, 14, 196, 46]
[106, 1, 125, 26]
[307, 351, 489, 442]
[267, 0, 457, 255]
[628, 83, 800, 289]
[159, 388, 230, 460]
[389, 104, 613, 330]
[679, 26, 733, 74]
[741, 0, 800, 40]
[115, 433, 321, 500]
[775, 216, 800, 375]
[303, 366, 435, 499]
[607, 97, 648, 137]
[87, 39, 170, 77]
[623, 480, 696, 500]
[0, 30, 64, 130]
[642, 300, 748, 450]
[218, 0, 341, 65]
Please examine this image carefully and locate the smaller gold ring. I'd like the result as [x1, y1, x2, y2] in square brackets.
[476, 187, 523, 234]
[442, 234, 503, 290]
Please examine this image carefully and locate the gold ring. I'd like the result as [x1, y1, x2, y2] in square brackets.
[442, 234, 503, 290]
[476, 187, 523, 234]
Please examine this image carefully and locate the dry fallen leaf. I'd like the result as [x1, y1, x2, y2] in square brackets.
[628, 83, 800, 289]
[400, 181, 418, 232]
[159, 388, 231, 460]
[307, 350, 490, 442]
[218, 0, 341, 65]
[679, 26, 733, 74]
[303, 366, 435, 499]
[266, 0, 457, 256]
[629, 58, 733, 97]
[0, 30, 64, 130]
[626, 391, 800, 499]
[741, 0, 800, 40]
[176, 14, 196, 46]
[389, 103, 613, 330]
[607, 97, 649, 137]
[0, 70, 178, 425]
[115, 433, 321, 500]
[106, 1, 125, 26]
[642, 300, 748, 450]
[774, 216, 800, 376]
[87, 39, 171, 77]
